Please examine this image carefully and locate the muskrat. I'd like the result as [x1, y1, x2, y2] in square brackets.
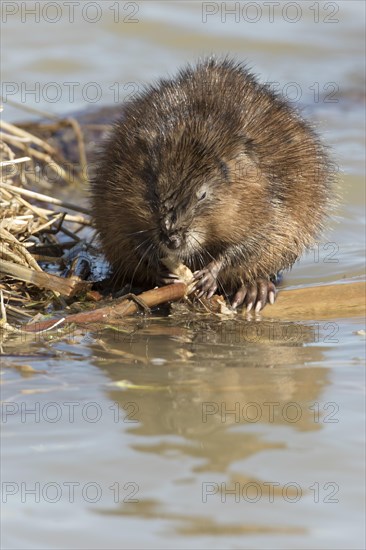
[91, 57, 333, 311]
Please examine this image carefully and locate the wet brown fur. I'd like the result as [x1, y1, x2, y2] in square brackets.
[91, 57, 333, 294]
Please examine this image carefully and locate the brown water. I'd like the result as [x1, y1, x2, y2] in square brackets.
[1, 2, 365, 549]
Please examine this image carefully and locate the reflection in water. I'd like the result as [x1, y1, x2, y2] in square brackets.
[89, 317, 330, 535]
[98, 498, 305, 537]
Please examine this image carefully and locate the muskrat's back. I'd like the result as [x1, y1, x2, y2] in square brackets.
[91, 57, 333, 310]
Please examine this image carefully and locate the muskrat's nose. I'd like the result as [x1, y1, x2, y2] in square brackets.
[167, 233, 181, 249]
[160, 227, 182, 250]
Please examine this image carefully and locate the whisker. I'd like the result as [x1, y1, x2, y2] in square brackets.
[134, 236, 153, 252]
[129, 241, 155, 288]
[125, 228, 154, 237]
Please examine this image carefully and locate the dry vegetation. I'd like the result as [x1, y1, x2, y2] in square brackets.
[0, 106, 95, 331]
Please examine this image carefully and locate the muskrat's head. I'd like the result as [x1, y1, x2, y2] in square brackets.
[151, 159, 230, 260]
[138, 128, 266, 264]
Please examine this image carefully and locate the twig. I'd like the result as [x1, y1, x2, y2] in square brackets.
[0, 98, 61, 121]
[0, 156, 31, 167]
[0, 131, 33, 143]
[0, 119, 57, 155]
[0, 227, 43, 271]
[65, 117, 88, 174]
[0, 259, 90, 297]
[1, 182, 90, 214]
[23, 283, 188, 332]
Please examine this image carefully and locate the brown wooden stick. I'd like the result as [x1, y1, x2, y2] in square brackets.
[23, 283, 187, 332]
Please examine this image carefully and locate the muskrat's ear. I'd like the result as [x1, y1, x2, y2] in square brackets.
[237, 135, 259, 163]
[140, 164, 158, 188]
[218, 159, 230, 182]
[244, 137, 255, 153]
[132, 136, 149, 156]
[236, 135, 256, 155]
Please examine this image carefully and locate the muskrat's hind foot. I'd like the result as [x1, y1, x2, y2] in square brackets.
[231, 279, 276, 312]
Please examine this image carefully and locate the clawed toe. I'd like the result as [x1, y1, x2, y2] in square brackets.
[193, 268, 218, 298]
[231, 279, 276, 312]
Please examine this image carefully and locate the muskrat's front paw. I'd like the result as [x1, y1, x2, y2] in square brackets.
[192, 268, 218, 299]
[156, 270, 182, 286]
[192, 263, 223, 298]
[231, 279, 276, 312]
[192, 260, 223, 299]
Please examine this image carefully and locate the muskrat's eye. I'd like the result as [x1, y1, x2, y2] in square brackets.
[199, 192, 207, 201]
